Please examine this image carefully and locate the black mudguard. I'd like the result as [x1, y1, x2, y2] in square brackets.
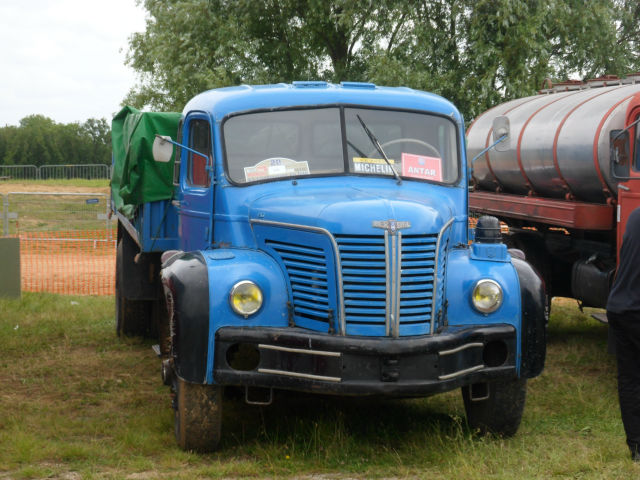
[512, 256, 547, 378]
[118, 222, 159, 301]
[161, 252, 210, 383]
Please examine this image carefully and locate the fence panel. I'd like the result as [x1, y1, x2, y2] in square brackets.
[20, 229, 116, 295]
[0, 165, 38, 181]
[38, 164, 110, 180]
[4, 192, 116, 295]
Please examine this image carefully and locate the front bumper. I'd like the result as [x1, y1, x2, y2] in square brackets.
[214, 324, 517, 396]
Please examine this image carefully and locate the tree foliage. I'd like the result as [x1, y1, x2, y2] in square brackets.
[0, 116, 111, 167]
[126, 0, 640, 119]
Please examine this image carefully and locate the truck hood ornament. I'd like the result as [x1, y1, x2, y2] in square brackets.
[372, 219, 411, 234]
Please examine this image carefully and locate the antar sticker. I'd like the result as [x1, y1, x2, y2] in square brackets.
[401, 152, 442, 181]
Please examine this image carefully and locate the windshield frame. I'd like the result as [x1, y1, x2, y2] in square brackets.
[220, 103, 462, 187]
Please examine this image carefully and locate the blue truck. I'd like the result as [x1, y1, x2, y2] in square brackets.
[111, 81, 546, 452]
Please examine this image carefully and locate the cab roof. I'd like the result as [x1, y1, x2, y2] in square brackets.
[183, 81, 463, 124]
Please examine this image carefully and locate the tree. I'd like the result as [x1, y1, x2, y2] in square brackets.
[125, 0, 640, 120]
[125, 0, 412, 110]
[0, 116, 111, 167]
[80, 118, 111, 165]
[368, 0, 640, 119]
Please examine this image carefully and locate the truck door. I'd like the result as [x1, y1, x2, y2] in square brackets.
[617, 106, 640, 260]
[179, 114, 215, 252]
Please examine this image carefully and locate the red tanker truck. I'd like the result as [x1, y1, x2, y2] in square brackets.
[467, 75, 640, 315]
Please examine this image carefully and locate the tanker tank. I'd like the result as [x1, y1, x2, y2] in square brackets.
[467, 78, 640, 204]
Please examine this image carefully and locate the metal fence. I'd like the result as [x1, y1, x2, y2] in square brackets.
[1, 192, 116, 295]
[0, 165, 38, 180]
[0, 164, 111, 181]
[39, 164, 111, 180]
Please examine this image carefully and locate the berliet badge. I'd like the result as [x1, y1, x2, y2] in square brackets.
[372, 219, 411, 234]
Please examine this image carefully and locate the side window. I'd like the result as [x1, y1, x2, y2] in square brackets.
[173, 119, 183, 185]
[187, 119, 212, 187]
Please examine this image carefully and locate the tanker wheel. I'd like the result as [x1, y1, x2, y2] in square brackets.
[115, 239, 153, 337]
[173, 376, 223, 452]
[462, 378, 527, 437]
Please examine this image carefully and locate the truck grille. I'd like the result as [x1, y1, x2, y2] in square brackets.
[254, 222, 449, 337]
[335, 233, 438, 335]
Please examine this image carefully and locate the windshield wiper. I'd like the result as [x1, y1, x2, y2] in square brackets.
[356, 114, 402, 185]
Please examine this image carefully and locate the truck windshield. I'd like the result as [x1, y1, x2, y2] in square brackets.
[223, 106, 459, 184]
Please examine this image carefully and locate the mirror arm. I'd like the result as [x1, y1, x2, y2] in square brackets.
[155, 134, 208, 159]
[612, 116, 640, 141]
[469, 134, 508, 180]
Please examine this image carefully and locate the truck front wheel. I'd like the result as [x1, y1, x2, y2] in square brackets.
[462, 378, 526, 437]
[173, 376, 223, 452]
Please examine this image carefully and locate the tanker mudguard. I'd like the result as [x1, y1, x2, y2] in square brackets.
[161, 252, 209, 383]
[512, 256, 547, 378]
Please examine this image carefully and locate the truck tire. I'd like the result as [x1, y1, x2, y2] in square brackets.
[115, 239, 153, 337]
[462, 378, 527, 437]
[173, 376, 223, 452]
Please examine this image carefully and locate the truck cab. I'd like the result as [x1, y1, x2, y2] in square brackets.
[112, 81, 546, 451]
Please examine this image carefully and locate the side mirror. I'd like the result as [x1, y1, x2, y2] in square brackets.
[152, 135, 175, 163]
[492, 116, 510, 152]
[610, 130, 630, 179]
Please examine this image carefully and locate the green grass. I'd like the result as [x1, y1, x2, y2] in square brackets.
[6, 193, 113, 233]
[0, 178, 109, 189]
[0, 180, 113, 233]
[0, 294, 637, 479]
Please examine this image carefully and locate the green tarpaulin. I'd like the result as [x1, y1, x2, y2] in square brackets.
[111, 106, 181, 218]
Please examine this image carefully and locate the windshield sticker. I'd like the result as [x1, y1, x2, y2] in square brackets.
[244, 157, 310, 182]
[353, 157, 397, 175]
[401, 153, 442, 181]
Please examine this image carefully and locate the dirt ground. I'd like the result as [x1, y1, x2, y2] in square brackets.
[21, 252, 115, 296]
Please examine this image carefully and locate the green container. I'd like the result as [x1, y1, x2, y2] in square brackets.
[0, 238, 20, 298]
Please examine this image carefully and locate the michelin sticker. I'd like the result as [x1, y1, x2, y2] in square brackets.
[244, 157, 310, 182]
[353, 157, 397, 175]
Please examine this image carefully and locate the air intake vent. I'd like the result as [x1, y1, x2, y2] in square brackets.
[336, 235, 387, 326]
[253, 224, 339, 333]
[399, 235, 437, 325]
[265, 239, 330, 323]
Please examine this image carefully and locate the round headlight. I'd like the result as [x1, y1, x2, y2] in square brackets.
[229, 280, 263, 317]
[471, 279, 503, 313]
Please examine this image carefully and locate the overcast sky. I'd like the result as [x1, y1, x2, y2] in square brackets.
[0, 0, 147, 127]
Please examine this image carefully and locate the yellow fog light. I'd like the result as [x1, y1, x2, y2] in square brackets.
[229, 280, 263, 317]
[472, 279, 503, 313]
